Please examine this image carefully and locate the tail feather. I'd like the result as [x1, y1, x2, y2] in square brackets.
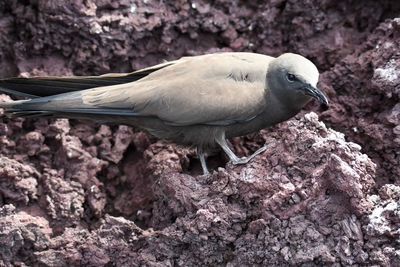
[0, 99, 29, 108]
[0, 60, 173, 98]
[2, 110, 53, 118]
[0, 87, 39, 98]
[0, 74, 143, 98]
[0, 59, 177, 120]
[0, 70, 160, 118]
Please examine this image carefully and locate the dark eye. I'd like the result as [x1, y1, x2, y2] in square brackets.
[287, 73, 296, 82]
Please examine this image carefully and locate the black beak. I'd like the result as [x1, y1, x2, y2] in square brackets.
[303, 84, 328, 105]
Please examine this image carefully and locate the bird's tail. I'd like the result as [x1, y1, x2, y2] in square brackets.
[0, 98, 56, 118]
[0, 60, 176, 119]
[0, 60, 175, 98]
[0, 76, 144, 119]
[0, 72, 147, 99]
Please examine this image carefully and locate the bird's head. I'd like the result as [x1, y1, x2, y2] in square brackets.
[267, 53, 328, 110]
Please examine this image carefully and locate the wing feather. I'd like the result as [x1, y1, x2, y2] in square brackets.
[0, 61, 174, 97]
[3, 53, 273, 126]
[80, 52, 273, 125]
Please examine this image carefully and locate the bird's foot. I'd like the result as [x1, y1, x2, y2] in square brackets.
[202, 168, 210, 175]
[230, 145, 267, 165]
[230, 157, 252, 165]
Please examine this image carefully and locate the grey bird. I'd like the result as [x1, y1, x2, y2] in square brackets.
[0, 52, 328, 174]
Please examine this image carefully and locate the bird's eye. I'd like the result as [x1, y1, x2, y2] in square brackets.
[287, 73, 296, 82]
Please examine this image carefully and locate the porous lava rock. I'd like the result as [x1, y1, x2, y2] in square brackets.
[1, 0, 400, 265]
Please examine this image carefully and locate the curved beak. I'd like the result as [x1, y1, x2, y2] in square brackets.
[303, 84, 328, 105]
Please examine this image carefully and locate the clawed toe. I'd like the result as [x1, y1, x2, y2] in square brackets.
[229, 145, 268, 165]
[230, 157, 250, 165]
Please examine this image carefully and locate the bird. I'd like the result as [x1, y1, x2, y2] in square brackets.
[0, 52, 328, 174]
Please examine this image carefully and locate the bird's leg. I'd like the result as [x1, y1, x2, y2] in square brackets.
[216, 137, 267, 165]
[216, 137, 241, 163]
[197, 147, 210, 175]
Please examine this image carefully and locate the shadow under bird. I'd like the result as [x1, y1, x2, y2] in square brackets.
[0, 52, 328, 174]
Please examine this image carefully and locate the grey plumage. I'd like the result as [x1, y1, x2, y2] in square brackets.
[0, 52, 328, 174]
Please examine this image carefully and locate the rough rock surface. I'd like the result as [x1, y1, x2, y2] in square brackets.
[0, 0, 400, 266]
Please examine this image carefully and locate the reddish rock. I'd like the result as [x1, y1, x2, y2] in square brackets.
[0, 156, 39, 205]
[319, 17, 400, 185]
[0, 0, 400, 265]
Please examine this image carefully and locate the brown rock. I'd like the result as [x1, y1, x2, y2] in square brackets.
[0, 0, 400, 265]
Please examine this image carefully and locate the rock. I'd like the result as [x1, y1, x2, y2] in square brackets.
[1, 0, 400, 265]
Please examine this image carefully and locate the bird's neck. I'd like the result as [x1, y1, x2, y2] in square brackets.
[224, 95, 298, 139]
[261, 90, 303, 124]
[224, 90, 310, 139]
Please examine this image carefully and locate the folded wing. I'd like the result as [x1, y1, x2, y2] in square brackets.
[1, 53, 273, 126]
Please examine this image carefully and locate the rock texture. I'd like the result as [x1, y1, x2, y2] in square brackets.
[1, 0, 400, 266]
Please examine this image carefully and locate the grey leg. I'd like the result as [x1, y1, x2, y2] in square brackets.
[216, 137, 267, 165]
[197, 147, 210, 175]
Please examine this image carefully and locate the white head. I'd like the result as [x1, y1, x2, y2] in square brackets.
[267, 53, 328, 110]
